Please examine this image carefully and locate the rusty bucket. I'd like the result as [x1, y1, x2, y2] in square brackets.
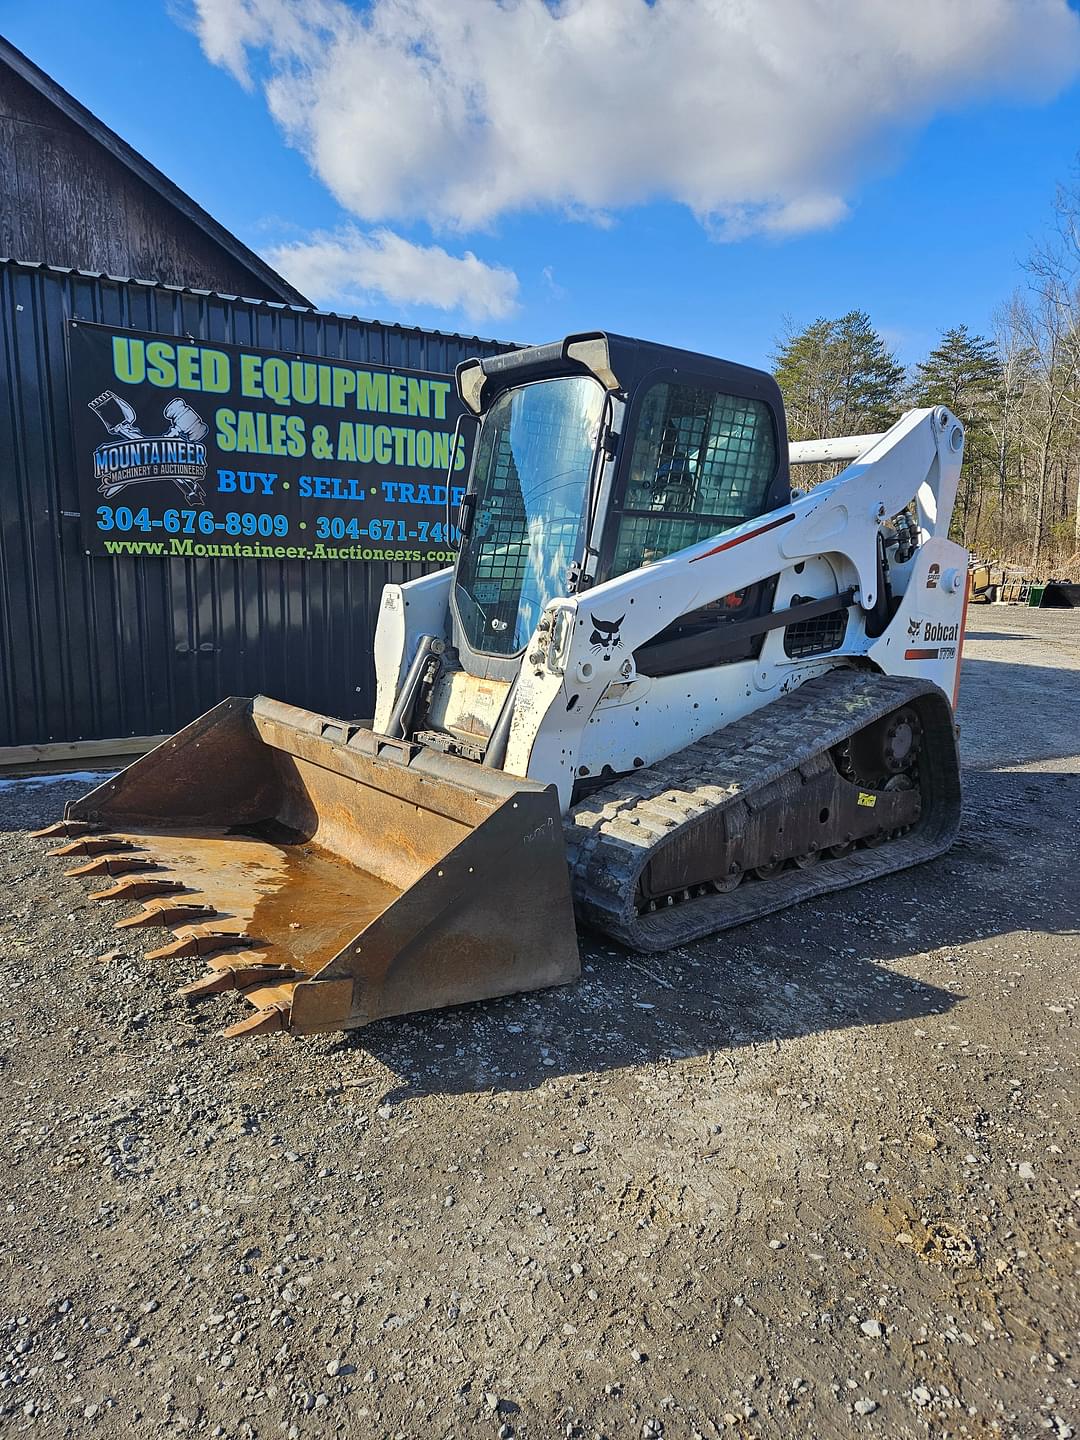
[35, 697, 580, 1036]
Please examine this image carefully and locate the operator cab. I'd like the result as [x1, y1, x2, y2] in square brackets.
[451, 333, 792, 683]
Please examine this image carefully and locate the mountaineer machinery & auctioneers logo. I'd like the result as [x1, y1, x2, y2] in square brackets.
[88, 390, 209, 505]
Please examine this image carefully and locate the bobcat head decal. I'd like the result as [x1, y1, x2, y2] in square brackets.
[907, 617, 922, 640]
[589, 614, 625, 658]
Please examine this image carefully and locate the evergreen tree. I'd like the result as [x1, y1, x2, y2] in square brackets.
[910, 325, 1000, 431]
[910, 326, 1002, 548]
[773, 310, 905, 441]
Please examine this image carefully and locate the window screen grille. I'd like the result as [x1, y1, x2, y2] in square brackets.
[611, 383, 777, 576]
[783, 609, 847, 659]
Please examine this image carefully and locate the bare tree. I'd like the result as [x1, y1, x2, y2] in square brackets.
[1022, 166, 1080, 562]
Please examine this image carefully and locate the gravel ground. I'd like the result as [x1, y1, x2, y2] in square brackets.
[0, 606, 1076, 1439]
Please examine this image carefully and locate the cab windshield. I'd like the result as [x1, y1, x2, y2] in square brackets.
[454, 376, 604, 656]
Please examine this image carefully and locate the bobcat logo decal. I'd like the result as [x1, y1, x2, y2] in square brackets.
[907, 617, 922, 640]
[589, 614, 625, 658]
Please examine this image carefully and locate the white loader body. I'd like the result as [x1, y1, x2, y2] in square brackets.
[375, 404, 967, 813]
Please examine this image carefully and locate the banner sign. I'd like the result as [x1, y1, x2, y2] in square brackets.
[67, 321, 470, 562]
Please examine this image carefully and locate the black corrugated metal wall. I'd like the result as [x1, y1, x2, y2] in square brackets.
[0, 259, 511, 747]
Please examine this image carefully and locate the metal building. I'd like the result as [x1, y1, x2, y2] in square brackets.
[0, 261, 508, 752]
[0, 40, 511, 756]
[0, 35, 307, 304]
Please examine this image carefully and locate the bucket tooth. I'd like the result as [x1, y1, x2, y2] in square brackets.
[48, 837, 134, 858]
[221, 1006, 287, 1039]
[65, 855, 161, 879]
[145, 931, 259, 962]
[178, 960, 299, 1001]
[89, 877, 187, 903]
[115, 902, 217, 931]
[31, 820, 103, 839]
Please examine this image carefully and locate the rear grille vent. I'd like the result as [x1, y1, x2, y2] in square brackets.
[783, 608, 846, 659]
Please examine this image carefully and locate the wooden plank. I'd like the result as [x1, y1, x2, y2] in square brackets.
[0, 734, 168, 771]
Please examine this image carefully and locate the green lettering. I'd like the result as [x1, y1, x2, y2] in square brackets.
[355, 372, 388, 414]
[291, 361, 317, 406]
[203, 349, 230, 393]
[145, 340, 176, 388]
[389, 375, 407, 414]
[240, 354, 263, 399]
[286, 415, 307, 457]
[430, 381, 451, 420]
[176, 345, 200, 390]
[262, 357, 291, 405]
[215, 408, 237, 452]
[337, 422, 356, 461]
[112, 336, 144, 384]
[406, 377, 429, 417]
[332, 367, 356, 409]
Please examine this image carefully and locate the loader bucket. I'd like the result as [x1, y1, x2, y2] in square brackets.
[38, 697, 580, 1036]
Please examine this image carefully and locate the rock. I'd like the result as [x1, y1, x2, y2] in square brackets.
[860, 1320, 883, 1338]
[1017, 1162, 1036, 1180]
[854, 1399, 878, 1415]
[484, 1391, 500, 1412]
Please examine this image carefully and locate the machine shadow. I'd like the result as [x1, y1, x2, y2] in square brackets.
[342, 763, 1075, 1101]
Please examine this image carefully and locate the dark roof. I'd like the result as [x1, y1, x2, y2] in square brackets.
[0, 35, 311, 308]
[0, 257, 516, 352]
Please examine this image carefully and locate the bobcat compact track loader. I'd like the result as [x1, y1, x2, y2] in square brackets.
[36, 333, 968, 1036]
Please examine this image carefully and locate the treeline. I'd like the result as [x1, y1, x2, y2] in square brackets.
[772, 170, 1080, 576]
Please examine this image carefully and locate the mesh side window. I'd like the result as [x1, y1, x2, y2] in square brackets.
[783, 610, 847, 659]
[610, 383, 777, 576]
[612, 515, 723, 575]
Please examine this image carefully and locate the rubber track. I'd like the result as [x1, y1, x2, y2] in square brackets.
[564, 668, 962, 952]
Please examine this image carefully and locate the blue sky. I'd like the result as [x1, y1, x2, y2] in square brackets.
[4, 0, 1080, 368]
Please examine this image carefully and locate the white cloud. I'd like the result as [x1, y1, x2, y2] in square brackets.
[190, 0, 1080, 239]
[265, 227, 520, 322]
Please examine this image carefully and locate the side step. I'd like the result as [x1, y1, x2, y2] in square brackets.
[565, 670, 961, 951]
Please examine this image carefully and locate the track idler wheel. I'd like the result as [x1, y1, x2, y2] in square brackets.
[836, 706, 923, 787]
